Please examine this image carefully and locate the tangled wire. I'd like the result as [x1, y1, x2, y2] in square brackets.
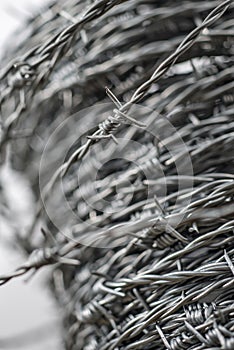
[0, 0, 234, 349]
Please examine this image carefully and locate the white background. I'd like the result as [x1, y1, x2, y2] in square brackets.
[0, 1, 61, 349]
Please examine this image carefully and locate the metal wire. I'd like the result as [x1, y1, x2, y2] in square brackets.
[38, 0, 232, 203]
[0, 0, 234, 349]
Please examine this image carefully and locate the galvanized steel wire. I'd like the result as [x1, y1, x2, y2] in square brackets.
[0, 0, 234, 349]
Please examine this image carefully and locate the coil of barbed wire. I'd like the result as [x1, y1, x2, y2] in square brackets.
[0, 0, 234, 349]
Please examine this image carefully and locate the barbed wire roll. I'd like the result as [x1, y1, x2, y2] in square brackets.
[0, 0, 234, 349]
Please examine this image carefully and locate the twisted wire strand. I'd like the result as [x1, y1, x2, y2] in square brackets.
[0, 0, 128, 152]
[0, 236, 80, 285]
[41, 0, 232, 201]
[0, 0, 127, 82]
[1, 1, 234, 349]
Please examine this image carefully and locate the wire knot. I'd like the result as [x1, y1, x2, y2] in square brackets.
[23, 248, 59, 269]
[8, 62, 36, 88]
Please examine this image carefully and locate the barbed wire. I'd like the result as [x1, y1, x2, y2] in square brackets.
[41, 0, 232, 199]
[0, 0, 128, 153]
[0, 229, 80, 285]
[1, 0, 234, 349]
[0, 0, 128, 82]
